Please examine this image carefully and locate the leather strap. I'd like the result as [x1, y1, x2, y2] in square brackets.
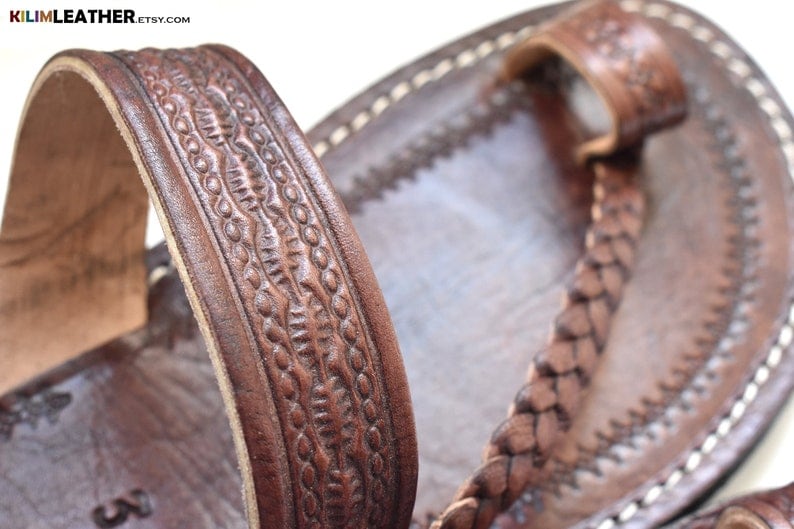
[433, 154, 645, 529]
[677, 483, 794, 529]
[503, 0, 686, 160]
[432, 2, 687, 528]
[0, 46, 417, 529]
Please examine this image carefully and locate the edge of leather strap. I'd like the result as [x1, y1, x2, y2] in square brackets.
[36, 50, 279, 528]
[4, 46, 418, 529]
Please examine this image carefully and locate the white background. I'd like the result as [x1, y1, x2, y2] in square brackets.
[0, 0, 792, 506]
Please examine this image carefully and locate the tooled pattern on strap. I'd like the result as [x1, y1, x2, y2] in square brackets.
[572, 12, 667, 118]
[114, 47, 395, 529]
[431, 157, 645, 529]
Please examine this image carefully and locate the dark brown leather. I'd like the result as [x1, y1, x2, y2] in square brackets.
[0, 46, 417, 529]
[675, 483, 794, 529]
[2, 1, 794, 529]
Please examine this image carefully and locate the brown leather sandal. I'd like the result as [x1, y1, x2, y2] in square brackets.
[1, 1, 793, 529]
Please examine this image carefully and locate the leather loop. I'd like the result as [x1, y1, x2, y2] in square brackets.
[0, 46, 417, 529]
[503, 0, 687, 160]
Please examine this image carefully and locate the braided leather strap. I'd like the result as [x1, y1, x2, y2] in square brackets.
[432, 2, 686, 527]
[432, 155, 644, 529]
[0, 46, 417, 529]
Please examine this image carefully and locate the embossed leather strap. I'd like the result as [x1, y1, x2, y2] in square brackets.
[503, 0, 686, 160]
[0, 46, 417, 529]
[432, 2, 687, 528]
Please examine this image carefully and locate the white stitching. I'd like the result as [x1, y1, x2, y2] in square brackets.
[642, 485, 663, 506]
[780, 326, 793, 347]
[727, 58, 751, 79]
[598, 2, 794, 523]
[710, 41, 733, 60]
[310, 2, 794, 526]
[669, 12, 695, 30]
[701, 434, 718, 455]
[692, 26, 715, 43]
[596, 518, 617, 529]
[618, 502, 639, 523]
[666, 469, 684, 490]
[311, 24, 535, 156]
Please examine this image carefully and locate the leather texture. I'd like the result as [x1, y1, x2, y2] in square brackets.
[676, 483, 794, 529]
[2, 1, 794, 529]
[0, 46, 417, 529]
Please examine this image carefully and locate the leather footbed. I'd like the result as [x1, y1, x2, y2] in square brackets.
[2, 1, 793, 528]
